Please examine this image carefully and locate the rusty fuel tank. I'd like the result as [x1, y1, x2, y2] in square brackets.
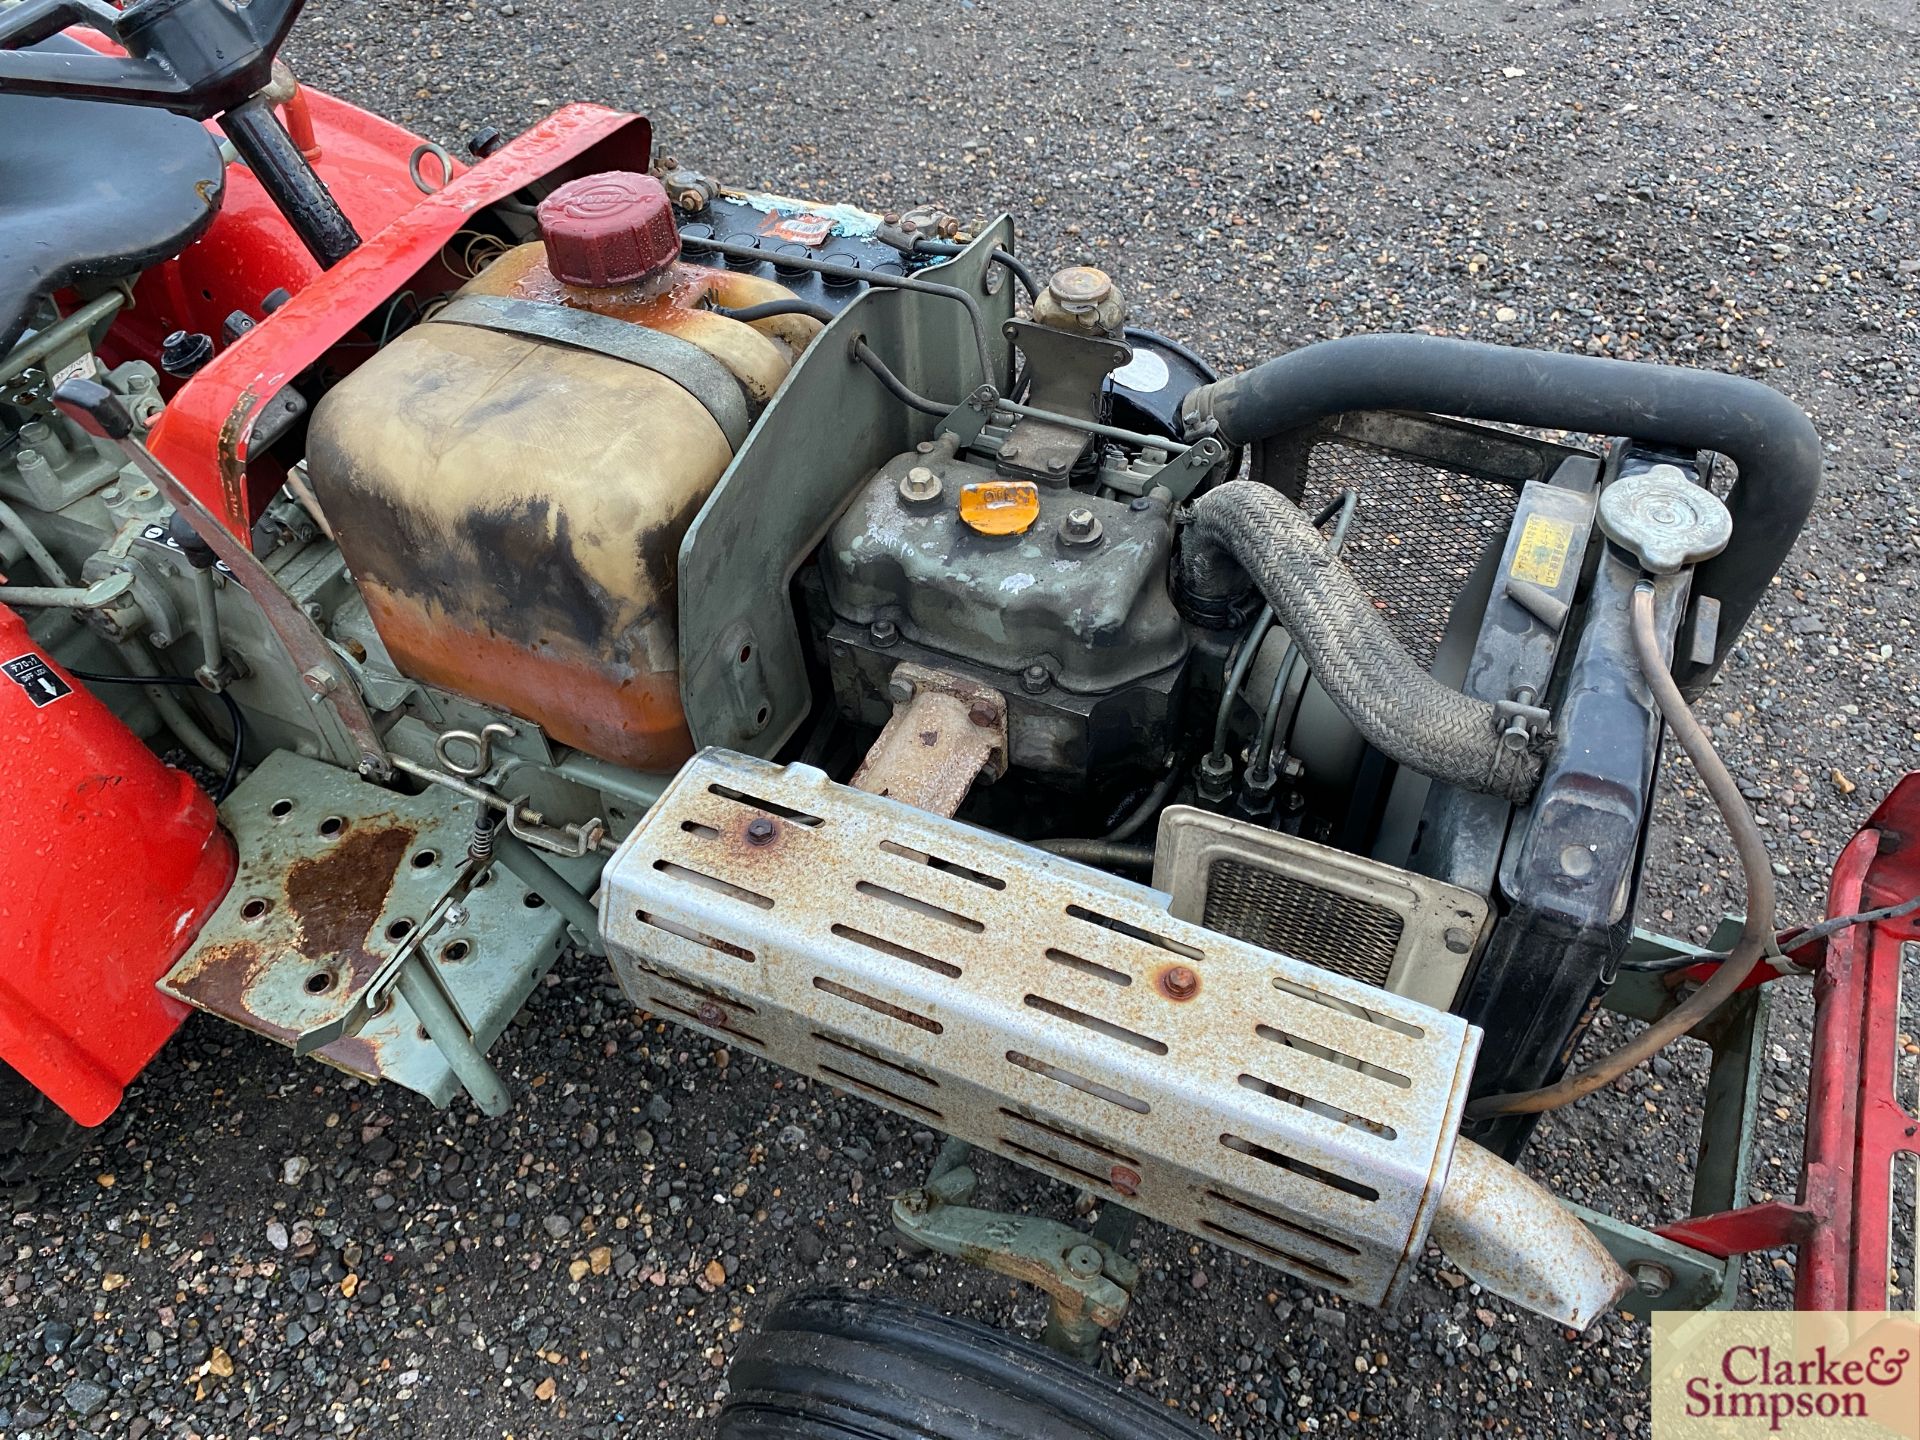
[307, 172, 818, 770]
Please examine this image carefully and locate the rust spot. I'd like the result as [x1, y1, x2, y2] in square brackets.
[1108, 1165, 1142, 1198]
[1157, 965, 1200, 1001]
[696, 999, 726, 1026]
[284, 822, 418, 984]
[216, 383, 262, 532]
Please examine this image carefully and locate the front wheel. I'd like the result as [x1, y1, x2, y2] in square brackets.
[717, 1289, 1207, 1440]
[0, 1060, 101, 1193]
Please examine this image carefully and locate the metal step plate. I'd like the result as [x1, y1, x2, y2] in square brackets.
[162, 751, 570, 1105]
[601, 750, 1482, 1306]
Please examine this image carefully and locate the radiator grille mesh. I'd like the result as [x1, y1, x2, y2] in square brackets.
[1300, 440, 1517, 668]
[1201, 857, 1404, 988]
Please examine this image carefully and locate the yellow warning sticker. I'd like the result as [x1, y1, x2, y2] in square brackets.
[1510, 514, 1575, 588]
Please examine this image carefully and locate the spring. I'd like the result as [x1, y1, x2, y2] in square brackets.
[468, 808, 499, 862]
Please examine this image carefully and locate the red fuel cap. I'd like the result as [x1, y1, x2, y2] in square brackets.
[538, 171, 682, 288]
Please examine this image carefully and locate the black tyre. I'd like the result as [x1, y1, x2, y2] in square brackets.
[0, 1059, 100, 1190]
[717, 1289, 1208, 1440]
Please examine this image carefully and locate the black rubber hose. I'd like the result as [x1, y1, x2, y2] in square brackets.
[713, 298, 836, 325]
[1181, 334, 1821, 696]
[1184, 481, 1542, 803]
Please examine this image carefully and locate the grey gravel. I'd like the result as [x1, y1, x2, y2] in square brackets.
[4, 0, 1917, 1436]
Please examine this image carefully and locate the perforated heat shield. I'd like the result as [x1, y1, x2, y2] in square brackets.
[601, 751, 1482, 1306]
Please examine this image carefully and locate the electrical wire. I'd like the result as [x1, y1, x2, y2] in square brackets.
[1621, 892, 1920, 974]
[68, 666, 246, 802]
[713, 298, 836, 325]
[1466, 582, 1778, 1119]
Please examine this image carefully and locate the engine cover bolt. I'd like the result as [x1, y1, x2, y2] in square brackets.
[898, 466, 942, 503]
[1059, 507, 1103, 547]
[1045, 456, 1068, 475]
[1161, 965, 1199, 1000]
[745, 817, 777, 846]
[967, 699, 997, 728]
[1020, 663, 1051, 694]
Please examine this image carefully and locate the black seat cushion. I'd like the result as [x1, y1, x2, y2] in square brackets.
[0, 37, 226, 355]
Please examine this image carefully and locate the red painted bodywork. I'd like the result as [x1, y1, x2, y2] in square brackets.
[1654, 773, 1920, 1310]
[8, 51, 646, 1118]
[0, 606, 235, 1125]
[144, 102, 650, 538]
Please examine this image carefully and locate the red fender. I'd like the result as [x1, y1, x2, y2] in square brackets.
[0, 606, 235, 1125]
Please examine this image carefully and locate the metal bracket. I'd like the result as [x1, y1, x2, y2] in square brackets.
[850, 663, 1007, 817]
[893, 1149, 1140, 1363]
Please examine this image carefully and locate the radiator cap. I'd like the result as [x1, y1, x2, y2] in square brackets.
[539, 172, 681, 288]
[1597, 464, 1733, 574]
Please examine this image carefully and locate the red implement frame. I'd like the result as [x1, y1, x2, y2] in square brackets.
[1654, 773, 1920, 1309]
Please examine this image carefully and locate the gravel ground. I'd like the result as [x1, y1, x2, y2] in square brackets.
[5, 0, 1919, 1436]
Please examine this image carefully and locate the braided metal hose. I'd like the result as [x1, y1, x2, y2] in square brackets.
[1183, 481, 1541, 804]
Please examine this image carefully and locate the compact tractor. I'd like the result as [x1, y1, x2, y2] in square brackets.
[2, 1, 1913, 1432]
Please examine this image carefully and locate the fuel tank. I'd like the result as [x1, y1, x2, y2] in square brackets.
[0, 604, 234, 1125]
[307, 172, 818, 770]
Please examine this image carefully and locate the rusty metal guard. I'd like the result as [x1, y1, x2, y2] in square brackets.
[601, 750, 1481, 1306]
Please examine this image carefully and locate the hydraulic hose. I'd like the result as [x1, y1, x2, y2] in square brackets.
[1181, 334, 1821, 696]
[1466, 582, 1776, 1117]
[1183, 481, 1541, 804]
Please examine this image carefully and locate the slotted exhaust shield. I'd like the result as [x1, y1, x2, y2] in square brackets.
[603, 751, 1489, 1306]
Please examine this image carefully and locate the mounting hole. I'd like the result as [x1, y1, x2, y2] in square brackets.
[411, 848, 440, 870]
[523, 892, 546, 909]
[385, 918, 415, 941]
[472, 870, 493, 888]
[417, 1025, 430, 1041]
[270, 798, 295, 819]
[753, 704, 771, 726]
[736, 643, 753, 664]
[318, 815, 346, 838]
[240, 897, 272, 921]
[304, 970, 335, 995]
[440, 939, 472, 962]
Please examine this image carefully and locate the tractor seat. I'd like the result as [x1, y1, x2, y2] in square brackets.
[0, 38, 226, 356]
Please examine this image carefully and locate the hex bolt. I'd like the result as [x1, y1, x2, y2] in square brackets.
[898, 465, 943, 504]
[1161, 965, 1199, 1000]
[1630, 1261, 1674, 1298]
[302, 665, 339, 695]
[1444, 927, 1474, 955]
[697, 999, 727, 1026]
[1059, 507, 1103, 547]
[870, 619, 899, 648]
[1020, 663, 1051, 694]
[745, 817, 778, 846]
[1046, 456, 1068, 475]
[1001, 443, 1020, 462]
[887, 674, 918, 706]
[1108, 1165, 1141, 1198]
[967, 699, 998, 728]
[1065, 1245, 1103, 1280]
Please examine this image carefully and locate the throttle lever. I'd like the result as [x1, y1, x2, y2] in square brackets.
[54, 377, 392, 780]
